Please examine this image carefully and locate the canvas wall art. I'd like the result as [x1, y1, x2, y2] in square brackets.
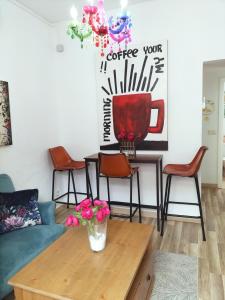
[96, 40, 168, 151]
[0, 81, 12, 146]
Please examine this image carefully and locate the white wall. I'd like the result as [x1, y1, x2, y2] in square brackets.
[202, 65, 225, 184]
[52, 0, 225, 215]
[2, 0, 225, 215]
[0, 1, 60, 200]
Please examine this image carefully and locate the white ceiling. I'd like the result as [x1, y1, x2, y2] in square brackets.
[14, 0, 149, 23]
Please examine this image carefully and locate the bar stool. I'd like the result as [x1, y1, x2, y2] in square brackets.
[49, 146, 92, 208]
[98, 152, 141, 223]
[161, 146, 208, 241]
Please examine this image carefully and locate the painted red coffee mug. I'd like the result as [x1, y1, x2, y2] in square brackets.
[113, 93, 164, 144]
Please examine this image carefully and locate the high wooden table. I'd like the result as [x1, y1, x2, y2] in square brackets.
[9, 220, 154, 300]
[84, 153, 163, 231]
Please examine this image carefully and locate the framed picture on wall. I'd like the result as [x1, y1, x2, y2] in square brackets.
[0, 81, 12, 146]
[96, 40, 168, 151]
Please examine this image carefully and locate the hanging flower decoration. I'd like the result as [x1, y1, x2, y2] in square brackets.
[67, 0, 132, 56]
[108, 13, 132, 52]
[118, 129, 127, 140]
[67, 23, 92, 48]
[127, 132, 135, 142]
[67, 6, 93, 48]
[82, 0, 109, 56]
[118, 130, 135, 142]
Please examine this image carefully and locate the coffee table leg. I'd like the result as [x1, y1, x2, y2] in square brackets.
[156, 162, 160, 231]
[160, 159, 163, 222]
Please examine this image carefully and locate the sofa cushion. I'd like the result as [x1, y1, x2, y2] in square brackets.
[0, 224, 65, 298]
[0, 189, 42, 234]
[38, 201, 56, 225]
[0, 174, 15, 193]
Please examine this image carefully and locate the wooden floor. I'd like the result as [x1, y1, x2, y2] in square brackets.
[56, 187, 225, 300]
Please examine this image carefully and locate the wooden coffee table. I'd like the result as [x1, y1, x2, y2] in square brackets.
[9, 220, 154, 300]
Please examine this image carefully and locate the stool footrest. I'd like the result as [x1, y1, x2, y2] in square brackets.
[111, 207, 139, 219]
[167, 213, 201, 219]
[53, 191, 88, 201]
[52, 200, 76, 206]
[110, 214, 131, 219]
[168, 201, 199, 206]
[99, 175, 131, 179]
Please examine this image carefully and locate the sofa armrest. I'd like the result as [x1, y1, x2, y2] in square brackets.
[38, 201, 56, 225]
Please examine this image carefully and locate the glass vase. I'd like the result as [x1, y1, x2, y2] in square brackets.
[87, 218, 107, 252]
[119, 141, 136, 158]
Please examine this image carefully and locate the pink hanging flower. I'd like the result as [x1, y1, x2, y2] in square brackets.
[81, 208, 94, 220]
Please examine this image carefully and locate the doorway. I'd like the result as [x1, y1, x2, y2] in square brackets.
[202, 60, 225, 188]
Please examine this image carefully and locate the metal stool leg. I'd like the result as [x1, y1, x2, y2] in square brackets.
[137, 171, 142, 223]
[194, 175, 206, 241]
[130, 176, 133, 222]
[106, 177, 112, 219]
[87, 170, 93, 199]
[67, 170, 71, 208]
[161, 175, 170, 236]
[97, 173, 101, 204]
[165, 175, 172, 220]
[71, 170, 78, 205]
[52, 170, 56, 201]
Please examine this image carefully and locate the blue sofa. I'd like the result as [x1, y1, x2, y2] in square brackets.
[0, 174, 65, 299]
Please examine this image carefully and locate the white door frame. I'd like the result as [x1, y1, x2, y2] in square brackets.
[217, 78, 225, 188]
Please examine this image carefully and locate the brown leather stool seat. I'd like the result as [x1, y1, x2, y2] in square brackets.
[98, 152, 141, 223]
[49, 146, 92, 207]
[55, 161, 86, 171]
[161, 146, 208, 241]
[163, 164, 195, 177]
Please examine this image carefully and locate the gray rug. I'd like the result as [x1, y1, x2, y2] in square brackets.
[151, 251, 198, 300]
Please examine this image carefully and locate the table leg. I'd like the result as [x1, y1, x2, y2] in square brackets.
[160, 159, 163, 221]
[85, 160, 90, 198]
[96, 161, 100, 199]
[156, 162, 160, 231]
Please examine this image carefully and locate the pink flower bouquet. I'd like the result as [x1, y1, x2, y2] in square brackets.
[118, 130, 137, 142]
[65, 198, 110, 234]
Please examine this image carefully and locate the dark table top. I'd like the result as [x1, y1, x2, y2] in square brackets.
[84, 153, 163, 163]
